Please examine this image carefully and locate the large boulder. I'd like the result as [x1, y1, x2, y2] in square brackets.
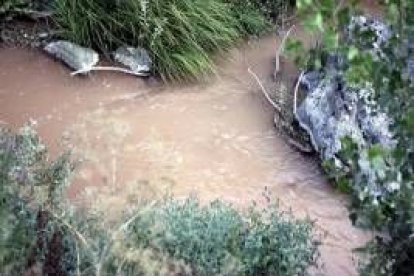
[294, 16, 401, 201]
[44, 40, 99, 72]
[113, 46, 152, 74]
[296, 73, 395, 163]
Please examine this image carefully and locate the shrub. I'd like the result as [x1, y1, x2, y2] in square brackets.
[0, 124, 75, 274]
[126, 199, 318, 275]
[289, 0, 414, 274]
[0, 126, 319, 275]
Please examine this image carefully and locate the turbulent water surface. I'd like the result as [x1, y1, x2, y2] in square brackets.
[0, 35, 371, 275]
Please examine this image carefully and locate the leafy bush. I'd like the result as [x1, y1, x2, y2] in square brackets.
[289, 0, 414, 274]
[127, 199, 318, 275]
[0, 124, 75, 274]
[0, 126, 319, 275]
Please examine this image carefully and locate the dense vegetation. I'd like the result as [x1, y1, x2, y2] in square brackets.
[1, 0, 289, 80]
[52, 0, 288, 81]
[0, 125, 319, 275]
[289, 0, 414, 274]
[4, 0, 414, 274]
[0, 0, 49, 17]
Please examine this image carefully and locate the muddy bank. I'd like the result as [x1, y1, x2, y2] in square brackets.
[0, 35, 371, 275]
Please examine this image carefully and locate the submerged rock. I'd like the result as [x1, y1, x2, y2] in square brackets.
[44, 41, 99, 72]
[113, 46, 152, 73]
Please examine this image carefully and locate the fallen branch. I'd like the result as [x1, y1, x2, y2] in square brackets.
[274, 25, 295, 79]
[71, 66, 150, 77]
[248, 67, 282, 114]
[11, 8, 53, 19]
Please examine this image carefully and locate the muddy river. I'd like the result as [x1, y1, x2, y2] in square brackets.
[0, 35, 371, 275]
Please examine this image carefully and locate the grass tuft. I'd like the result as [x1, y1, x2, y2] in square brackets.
[53, 0, 244, 81]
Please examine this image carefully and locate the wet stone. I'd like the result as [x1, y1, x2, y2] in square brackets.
[113, 46, 152, 73]
[44, 40, 99, 72]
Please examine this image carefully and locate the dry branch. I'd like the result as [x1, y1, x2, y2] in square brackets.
[248, 67, 282, 114]
[274, 25, 295, 79]
[71, 66, 150, 77]
[293, 71, 305, 116]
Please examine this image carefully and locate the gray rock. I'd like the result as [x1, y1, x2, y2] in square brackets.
[347, 15, 392, 58]
[113, 46, 152, 73]
[44, 41, 99, 72]
[296, 75, 398, 206]
[300, 71, 322, 93]
[296, 16, 396, 165]
[293, 16, 407, 202]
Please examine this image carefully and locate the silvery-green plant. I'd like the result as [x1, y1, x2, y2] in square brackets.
[0, 125, 319, 275]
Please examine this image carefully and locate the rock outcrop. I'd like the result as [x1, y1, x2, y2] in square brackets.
[295, 16, 396, 177]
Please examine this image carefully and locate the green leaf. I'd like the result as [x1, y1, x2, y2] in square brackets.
[347, 46, 359, 60]
[323, 27, 339, 50]
[304, 12, 324, 32]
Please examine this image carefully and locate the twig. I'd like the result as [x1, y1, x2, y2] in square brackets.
[95, 201, 157, 276]
[75, 241, 81, 276]
[293, 71, 305, 116]
[71, 66, 150, 77]
[334, 0, 345, 17]
[11, 8, 53, 18]
[274, 25, 295, 79]
[247, 67, 282, 114]
[117, 201, 157, 232]
[287, 137, 313, 153]
[50, 212, 90, 248]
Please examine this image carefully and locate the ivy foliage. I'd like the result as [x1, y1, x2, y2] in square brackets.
[287, 0, 414, 274]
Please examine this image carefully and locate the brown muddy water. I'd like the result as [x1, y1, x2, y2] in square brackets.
[0, 35, 371, 275]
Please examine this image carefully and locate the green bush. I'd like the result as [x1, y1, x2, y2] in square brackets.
[0, 124, 75, 274]
[0, 126, 319, 275]
[289, 0, 414, 274]
[126, 199, 318, 275]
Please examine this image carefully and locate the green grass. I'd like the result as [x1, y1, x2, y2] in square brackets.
[52, 0, 287, 81]
[53, 0, 243, 81]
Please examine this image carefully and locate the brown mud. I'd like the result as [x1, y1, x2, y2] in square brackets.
[0, 33, 371, 275]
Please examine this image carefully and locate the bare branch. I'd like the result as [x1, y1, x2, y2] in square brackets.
[71, 66, 150, 77]
[274, 25, 295, 79]
[293, 71, 305, 116]
[248, 67, 282, 114]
